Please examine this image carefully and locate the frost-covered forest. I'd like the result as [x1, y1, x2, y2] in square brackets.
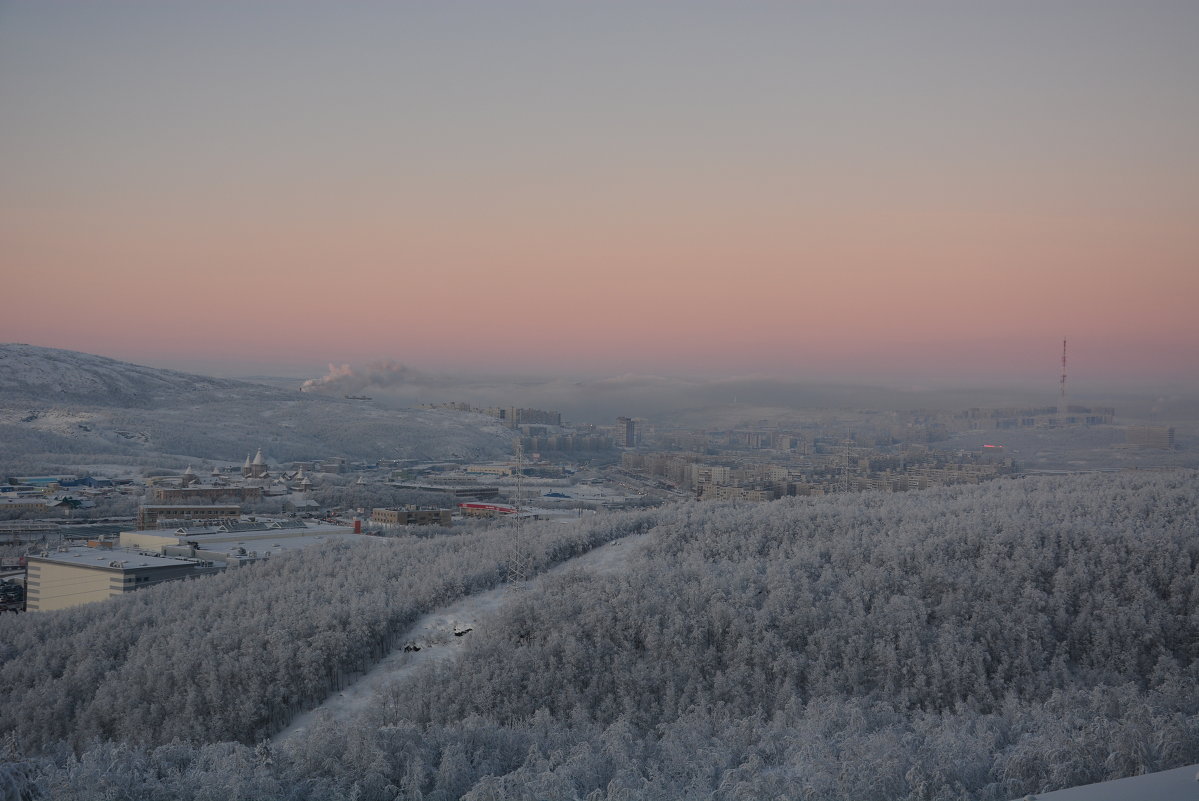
[3, 471, 1198, 800]
[0, 514, 657, 775]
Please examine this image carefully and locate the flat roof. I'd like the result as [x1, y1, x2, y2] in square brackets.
[27, 547, 201, 571]
[204, 532, 365, 561]
[177, 521, 350, 538]
[127, 521, 355, 545]
[139, 504, 241, 510]
[59, 523, 131, 538]
[161, 521, 305, 536]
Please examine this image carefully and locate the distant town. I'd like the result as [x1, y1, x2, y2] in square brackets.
[0, 391, 1183, 614]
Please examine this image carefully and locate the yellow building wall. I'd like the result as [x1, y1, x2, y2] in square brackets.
[465, 465, 513, 475]
[27, 562, 121, 611]
[120, 531, 182, 550]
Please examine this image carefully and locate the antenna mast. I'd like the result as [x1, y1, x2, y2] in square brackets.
[843, 439, 851, 493]
[1059, 337, 1068, 416]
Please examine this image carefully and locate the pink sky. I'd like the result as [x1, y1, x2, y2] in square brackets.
[2, 3, 1196, 381]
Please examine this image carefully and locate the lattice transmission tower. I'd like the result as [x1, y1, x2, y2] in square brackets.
[506, 439, 530, 585]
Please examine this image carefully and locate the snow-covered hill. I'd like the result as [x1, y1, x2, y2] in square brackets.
[0, 344, 261, 406]
[0, 344, 515, 465]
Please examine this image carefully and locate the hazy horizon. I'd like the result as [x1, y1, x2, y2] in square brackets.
[8, 339, 1199, 423]
[2, 2, 1197, 383]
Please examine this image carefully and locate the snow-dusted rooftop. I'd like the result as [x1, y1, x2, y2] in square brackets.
[203, 532, 365, 563]
[27, 547, 200, 571]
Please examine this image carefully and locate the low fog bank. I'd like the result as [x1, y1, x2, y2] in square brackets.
[248, 361, 1199, 426]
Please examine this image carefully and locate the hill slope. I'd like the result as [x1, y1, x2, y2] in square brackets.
[2, 473, 1196, 800]
[0, 344, 263, 406]
[313, 470, 1199, 801]
[0, 344, 515, 466]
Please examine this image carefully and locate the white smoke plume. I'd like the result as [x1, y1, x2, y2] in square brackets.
[300, 361, 417, 394]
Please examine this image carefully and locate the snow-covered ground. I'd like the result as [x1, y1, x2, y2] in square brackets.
[1012, 763, 1199, 800]
[273, 530, 647, 743]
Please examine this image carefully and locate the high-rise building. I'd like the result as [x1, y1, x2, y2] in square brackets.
[616, 417, 638, 448]
[1126, 425, 1175, 450]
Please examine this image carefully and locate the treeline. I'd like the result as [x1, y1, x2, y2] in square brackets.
[0, 509, 659, 754]
[6, 472, 1199, 800]
[338, 471, 1198, 800]
[233, 472, 1199, 799]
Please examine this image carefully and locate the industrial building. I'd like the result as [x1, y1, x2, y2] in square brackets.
[464, 464, 516, 476]
[148, 485, 263, 503]
[1125, 425, 1176, 450]
[0, 497, 48, 514]
[25, 548, 221, 612]
[136, 504, 241, 530]
[391, 483, 500, 499]
[458, 502, 518, 517]
[371, 507, 452, 527]
[24, 520, 359, 611]
[139, 522, 359, 567]
[120, 519, 355, 553]
[519, 433, 613, 453]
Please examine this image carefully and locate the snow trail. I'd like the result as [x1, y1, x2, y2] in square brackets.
[272, 530, 647, 743]
[1006, 762, 1199, 801]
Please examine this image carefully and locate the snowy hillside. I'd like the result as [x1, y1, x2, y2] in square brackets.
[340, 470, 1199, 801]
[3, 473, 1195, 800]
[0, 344, 516, 464]
[0, 344, 258, 405]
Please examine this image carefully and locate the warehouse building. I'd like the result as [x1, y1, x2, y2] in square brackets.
[371, 507, 452, 527]
[26, 520, 358, 611]
[25, 548, 220, 612]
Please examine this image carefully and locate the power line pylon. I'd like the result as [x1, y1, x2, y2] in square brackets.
[506, 439, 529, 585]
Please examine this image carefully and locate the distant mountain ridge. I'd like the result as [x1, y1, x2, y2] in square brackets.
[0, 344, 282, 407]
[0, 344, 515, 466]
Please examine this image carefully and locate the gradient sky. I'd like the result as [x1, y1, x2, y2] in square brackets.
[2, 1, 1197, 382]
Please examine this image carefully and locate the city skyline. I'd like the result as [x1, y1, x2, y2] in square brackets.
[2, 2, 1197, 382]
